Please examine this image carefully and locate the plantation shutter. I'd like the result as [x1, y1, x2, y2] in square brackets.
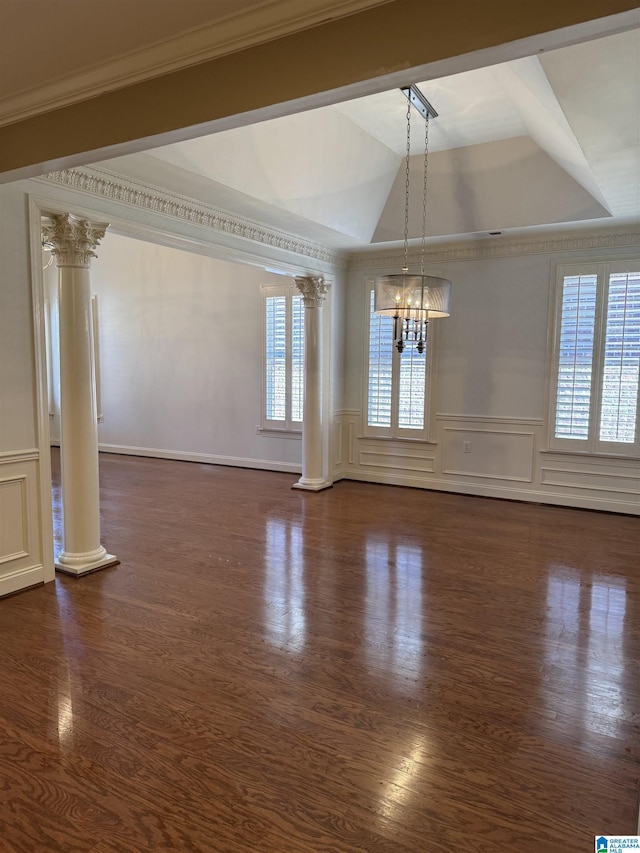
[554, 274, 597, 440]
[291, 294, 305, 423]
[367, 290, 393, 428]
[398, 344, 426, 429]
[599, 271, 640, 443]
[265, 295, 287, 421]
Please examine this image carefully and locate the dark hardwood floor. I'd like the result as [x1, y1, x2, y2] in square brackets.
[1, 450, 639, 852]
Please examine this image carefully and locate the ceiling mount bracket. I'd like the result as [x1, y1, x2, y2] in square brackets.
[400, 85, 438, 120]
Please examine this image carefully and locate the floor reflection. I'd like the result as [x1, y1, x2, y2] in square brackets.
[545, 565, 627, 736]
[587, 579, 626, 732]
[365, 537, 424, 693]
[377, 736, 429, 822]
[264, 516, 306, 653]
[52, 583, 77, 751]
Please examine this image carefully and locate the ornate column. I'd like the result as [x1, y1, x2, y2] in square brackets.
[42, 213, 118, 575]
[293, 276, 332, 492]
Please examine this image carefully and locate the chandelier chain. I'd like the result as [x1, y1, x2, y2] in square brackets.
[421, 112, 430, 275]
[403, 96, 411, 273]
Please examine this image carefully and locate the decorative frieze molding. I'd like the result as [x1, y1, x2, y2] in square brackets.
[350, 228, 640, 269]
[42, 213, 108, 268]
[40, 167, 347, 269]
[39, 167, 639, 272]
[295, 275, 330, 307]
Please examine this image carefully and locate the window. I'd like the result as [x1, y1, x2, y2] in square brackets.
[365, 287, 432, 438]
[262, 284, 305, 431]
[549, 261, 640, 456]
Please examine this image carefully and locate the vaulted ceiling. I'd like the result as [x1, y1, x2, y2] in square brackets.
[95, 28, 639, 252]
[1, 1, 637, 251]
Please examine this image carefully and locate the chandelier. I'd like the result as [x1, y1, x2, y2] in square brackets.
[374, 85, 451, 353]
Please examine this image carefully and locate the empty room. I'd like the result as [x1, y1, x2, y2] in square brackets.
[0, 1, 638, 851]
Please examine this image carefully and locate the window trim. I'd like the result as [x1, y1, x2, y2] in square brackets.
[261, 283, 304, 434]
[362, 279, 436, 441]
[546, 258, 640, 458]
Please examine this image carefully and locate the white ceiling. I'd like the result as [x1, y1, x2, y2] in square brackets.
[94, 27, 640, 251]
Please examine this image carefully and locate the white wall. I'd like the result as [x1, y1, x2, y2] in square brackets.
[338, 237, 640, 513]
[425, 252, 550, 419]
[51, 231, 305, 472]
[0, 182, 52, 595]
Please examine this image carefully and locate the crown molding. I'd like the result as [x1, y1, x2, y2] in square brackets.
[0, 0, 389, 128]
[38, 167, 347, 269]
[348, 228, 640, 269]
[37, 167, 639, 272]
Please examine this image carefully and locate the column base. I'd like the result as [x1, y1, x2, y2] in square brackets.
[55, 546, 119, 577]
[292, 477, 333, 492]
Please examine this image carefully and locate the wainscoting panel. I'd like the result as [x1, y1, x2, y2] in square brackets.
[541, 466, 640, 494]
[0, 450, 45, 597]
[334, 418, 343, 468]
[0, 475, 28, 563]
[359, 444, 435, 474]
[332, 412, 638, 513]
[442, 427, 535, 482]
[539, 449, 640, 505]
[333, 410, 359, 478]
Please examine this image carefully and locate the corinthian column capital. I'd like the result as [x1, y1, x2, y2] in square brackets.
[294, 276, 330, 308]
[42, 213, 109, 268]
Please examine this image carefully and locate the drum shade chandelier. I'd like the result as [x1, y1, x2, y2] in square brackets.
[374, 85, 451, 353]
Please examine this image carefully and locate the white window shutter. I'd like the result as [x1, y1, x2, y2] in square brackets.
[265, 295, 287, 421]
[554, 274, 597, 440]
[398, 345, 426, 430]
[599, 271, 640, 444]
[291, 294, 305, 423]
[367, 290, 393, 428]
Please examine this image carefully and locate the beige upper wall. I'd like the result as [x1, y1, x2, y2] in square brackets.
[1, 0, 638, 180]
[0, 182, 37, 451]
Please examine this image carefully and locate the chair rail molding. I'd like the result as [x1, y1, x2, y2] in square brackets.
[435, 413, 545, 425]
[0, 449, 39, 463]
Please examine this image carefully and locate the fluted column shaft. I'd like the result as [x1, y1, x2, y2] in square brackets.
[42, 214, 117, 575]
[293, 276, 332, 492]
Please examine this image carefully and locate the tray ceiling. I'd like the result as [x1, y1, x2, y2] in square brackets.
[86, 28, 640, 250]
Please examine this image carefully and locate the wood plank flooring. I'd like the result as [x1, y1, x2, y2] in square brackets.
[1, 450, 638, 852]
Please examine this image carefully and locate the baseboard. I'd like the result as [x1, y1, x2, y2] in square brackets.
[0, 564, 46, 598]
[336, 471, 640, 515]
[97, 443, 302, 475]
